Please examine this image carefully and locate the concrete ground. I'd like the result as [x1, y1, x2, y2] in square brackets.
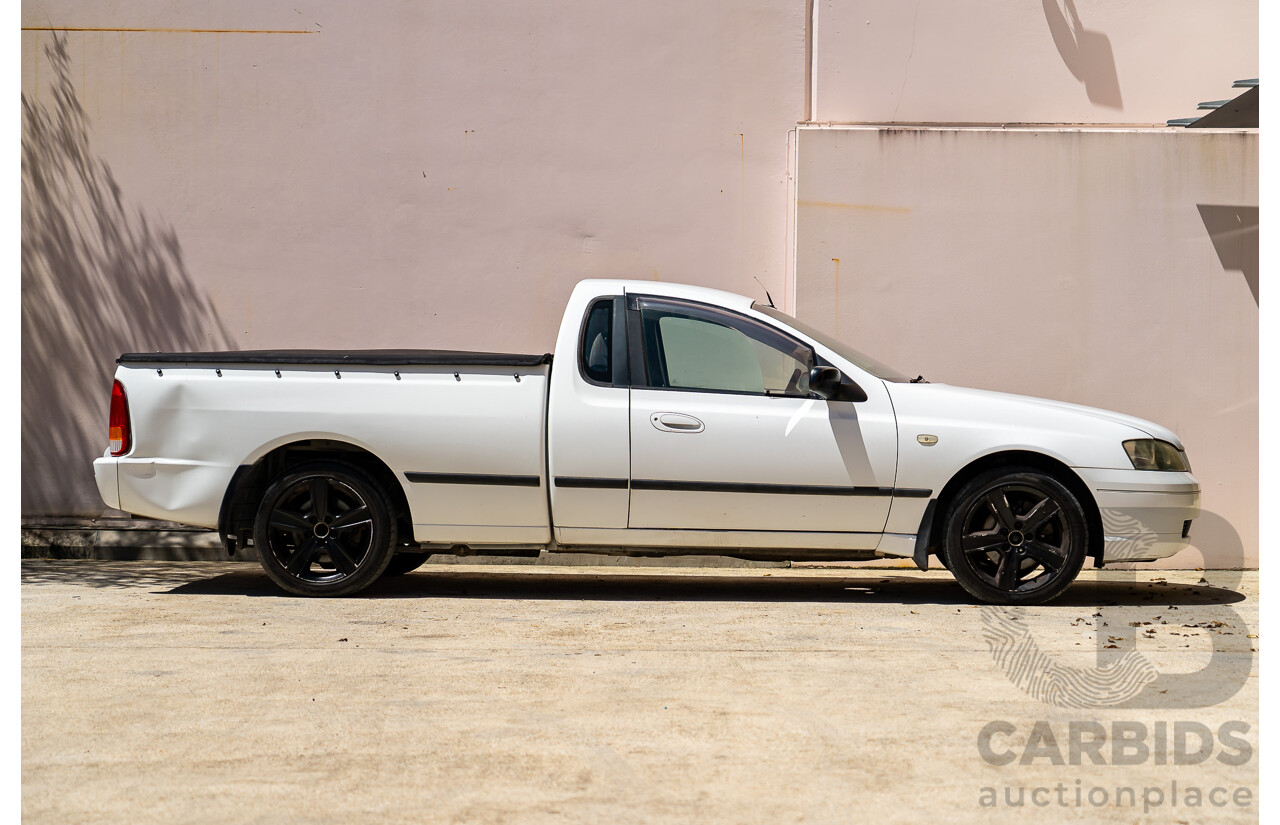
[22, 561, 1258, 824]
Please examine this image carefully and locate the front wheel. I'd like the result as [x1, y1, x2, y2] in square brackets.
[253, 461, 397, 596]
[942, 467, 1088, 605]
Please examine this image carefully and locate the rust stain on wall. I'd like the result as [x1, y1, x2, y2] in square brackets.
[832, 257, 840, 334]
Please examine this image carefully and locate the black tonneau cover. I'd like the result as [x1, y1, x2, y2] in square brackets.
[118, 349, 553, 367]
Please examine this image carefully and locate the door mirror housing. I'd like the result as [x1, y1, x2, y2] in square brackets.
[809, 366, 842, 398]
[808, 365, 868, 402]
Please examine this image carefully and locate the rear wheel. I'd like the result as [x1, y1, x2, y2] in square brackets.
[253, 461, 396, 596]
[942, 467, 1087, 605]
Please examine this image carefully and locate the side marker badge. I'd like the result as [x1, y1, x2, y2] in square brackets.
[917, 434, 939, 446]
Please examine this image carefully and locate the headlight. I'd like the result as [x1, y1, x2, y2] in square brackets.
[1123, 439, 1190, 472]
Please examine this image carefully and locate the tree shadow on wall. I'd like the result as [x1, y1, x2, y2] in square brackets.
[1042, 0, 1123, 109]
[21, 33, 235, 516]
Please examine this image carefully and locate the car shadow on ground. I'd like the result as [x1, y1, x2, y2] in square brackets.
[168, 569, 1245, 607]
[20, 560, 1244, 603]
[21, 561, 1247, 607]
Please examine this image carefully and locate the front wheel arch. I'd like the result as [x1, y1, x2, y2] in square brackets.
[920, 450, 1103, 569]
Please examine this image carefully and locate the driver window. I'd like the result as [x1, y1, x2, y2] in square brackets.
[639, 303, 812, 396]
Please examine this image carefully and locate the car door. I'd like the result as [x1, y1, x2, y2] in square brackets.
[547, 294, 632, 530]
[626, 295, 898, 546]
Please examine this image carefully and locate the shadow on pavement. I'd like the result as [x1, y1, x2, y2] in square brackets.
[159, 569, 1245, 607]
[21, 561, 1247, 606]
[21, 560, 246, 590]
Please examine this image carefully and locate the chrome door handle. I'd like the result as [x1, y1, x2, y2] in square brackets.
[652, 413, 704, 433]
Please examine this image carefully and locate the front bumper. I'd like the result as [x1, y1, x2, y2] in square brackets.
[1075, 468, 1200, 563]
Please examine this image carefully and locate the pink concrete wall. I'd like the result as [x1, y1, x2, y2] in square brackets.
[812, 0, 1258, 125]
[793, 126, 1258, 567]
[21, 1, 806, 515]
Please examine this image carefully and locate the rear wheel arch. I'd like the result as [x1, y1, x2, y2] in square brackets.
[920, 450, 1104, 568]
[218, 439, 413, 555]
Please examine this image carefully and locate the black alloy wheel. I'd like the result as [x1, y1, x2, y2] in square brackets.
[253, 461, 396, 596]
[942, 467, 1088, 605]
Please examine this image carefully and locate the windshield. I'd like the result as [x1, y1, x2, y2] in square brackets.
[751, 303, 914, 383]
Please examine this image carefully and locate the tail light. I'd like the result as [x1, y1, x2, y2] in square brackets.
[109, 379, 132, 456]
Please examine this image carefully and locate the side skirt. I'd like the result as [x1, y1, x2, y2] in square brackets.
[555, 526, 882, 553]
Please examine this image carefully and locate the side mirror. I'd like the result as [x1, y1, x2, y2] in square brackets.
[808, 366, 842, 398]
[808, 365, 868, 402]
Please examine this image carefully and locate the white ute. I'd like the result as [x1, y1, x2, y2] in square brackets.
[93, 280, 1200, 604]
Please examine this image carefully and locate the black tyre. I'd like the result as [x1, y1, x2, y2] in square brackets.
[381, 551, 431, 577]
[253, 461, 397, 596]
[942, 467, 1088, 605]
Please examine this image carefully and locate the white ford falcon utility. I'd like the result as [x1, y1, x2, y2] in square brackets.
[93, 280, 1199, 604]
